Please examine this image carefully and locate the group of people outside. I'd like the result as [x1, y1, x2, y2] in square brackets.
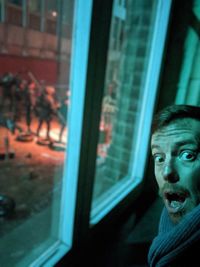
[0, 72, 69, 143]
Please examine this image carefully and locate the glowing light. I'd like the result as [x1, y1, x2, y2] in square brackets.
[52, 11, 57, 17]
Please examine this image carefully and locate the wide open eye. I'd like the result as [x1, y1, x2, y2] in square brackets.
[179, 150, 197, 162]
[153, 153, 165, 164]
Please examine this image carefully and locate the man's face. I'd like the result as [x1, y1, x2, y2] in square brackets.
[151, 118, 200, 224]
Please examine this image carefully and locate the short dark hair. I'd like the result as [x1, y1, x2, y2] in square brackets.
[152, 104, 200, 134]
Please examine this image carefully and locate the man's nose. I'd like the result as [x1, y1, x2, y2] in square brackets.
[162, 160, 179, 183]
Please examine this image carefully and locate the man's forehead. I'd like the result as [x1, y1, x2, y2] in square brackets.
[151, 118, 200, 146]
[153, 118, 200, 133]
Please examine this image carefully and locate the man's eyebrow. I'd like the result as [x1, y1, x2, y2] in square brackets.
[173, 140, 199, 147]
[151, 140, 199, 150]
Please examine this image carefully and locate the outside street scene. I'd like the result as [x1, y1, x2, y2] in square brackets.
[0, 2, 117, 265]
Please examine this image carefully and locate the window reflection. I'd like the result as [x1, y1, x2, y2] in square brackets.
[0, 0, 73, 266]
[92, 0, 158, 215]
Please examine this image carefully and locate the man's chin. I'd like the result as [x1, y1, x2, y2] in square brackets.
[167, 203, 196, 224]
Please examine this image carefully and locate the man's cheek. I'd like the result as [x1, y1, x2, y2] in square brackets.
[155, 174, 163, 188]
[186, 166, 200, 185]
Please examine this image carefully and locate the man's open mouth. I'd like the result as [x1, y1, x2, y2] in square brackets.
[164, 191, 188, 213]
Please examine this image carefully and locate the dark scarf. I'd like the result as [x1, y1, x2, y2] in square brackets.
[148, 204, 200, 267]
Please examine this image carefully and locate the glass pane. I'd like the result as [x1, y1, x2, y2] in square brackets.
[45, 0, 58, 34]
[0, 0, 74, 266]
[28, 0, 41, 31]
[91, 0, 158, 217]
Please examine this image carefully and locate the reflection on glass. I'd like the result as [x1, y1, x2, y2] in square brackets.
[92, 0, 158, 215]
[0, 1, 74, 266]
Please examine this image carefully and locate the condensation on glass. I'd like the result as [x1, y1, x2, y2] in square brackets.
[0, 1, 73, 266]
[91, 0, 158, 213]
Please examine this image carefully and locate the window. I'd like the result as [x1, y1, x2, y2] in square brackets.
[7, 0, 23, 26]
[28, 0, 41, 31]
[0, 0, 82, 266]
[90, 0, 172, 224]
[45, 0, 58, 34]
[0, 0, 172, 265]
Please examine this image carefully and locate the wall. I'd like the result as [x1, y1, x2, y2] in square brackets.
[0, 54, 57, 84]
[0, 22, 71, 85]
